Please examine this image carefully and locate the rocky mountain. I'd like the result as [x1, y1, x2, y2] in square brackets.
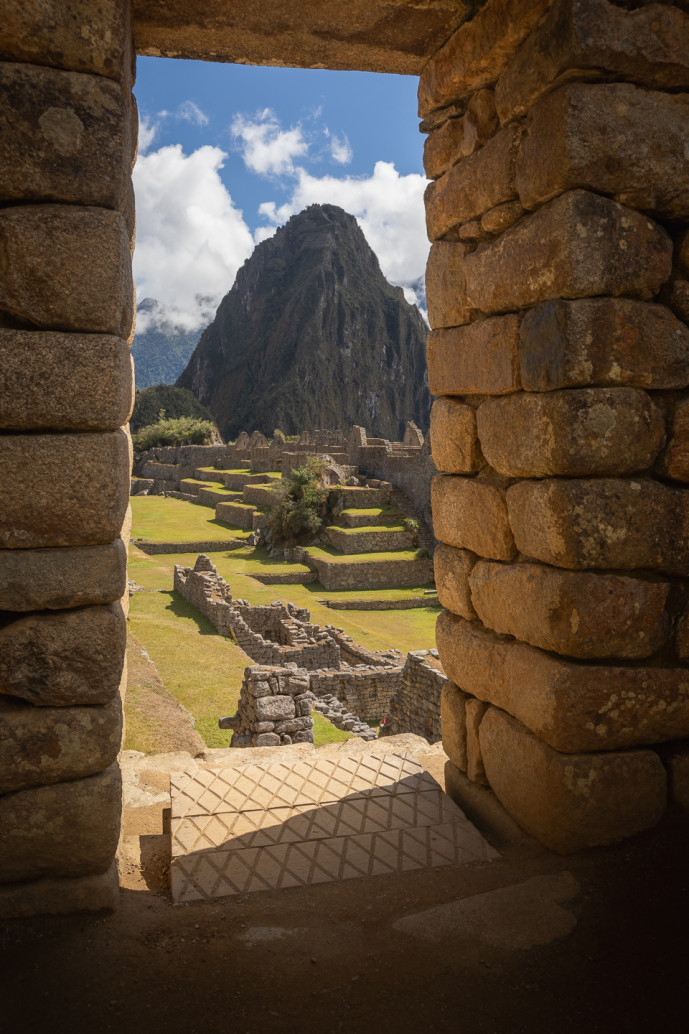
[177, 204, 431, 441]
[131, 299, 200, 388]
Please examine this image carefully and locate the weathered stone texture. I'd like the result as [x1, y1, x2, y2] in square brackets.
[517, 83, 689, 220]
[0, 693, 122, 794]
[468, 561, 670, 660]
[479, 707, 666, 854]
[481, 200, 523, 236]
[423, 89, 498, 180]
[0, 206, 133, 337]
[0, 331, 133, 431]
[458, 191, 672, 315]
[427, 317, 520, 395]
[519, 298, 689, 392]
[659, 399, 689, 482]
[0, 861, 119, 919]
[671, 279, 689, 326]
[0, 540, 127, 611]
[430, 398, 483, 474]
[418, 0, 554, 116]
[425, 125, 519, 240]
[465, 698, 488, 785]
[437, 611, 689, 753]
[441, 681, 468, 771]
[0, 604, 126, 707]
[496, 0, 689, 123]
[0, 62, 128, 208]
[1, 0, 132, 81]
[434, 543, 477, 620]
[506, 478, 689, 575]
[476, 388, 664, 477]
[0, 431, 130, 548]
[664, 745, 689, 812]
[0, 764, 122, 883]
[425, 242, 474, 328]
[432, 475, 516, 562]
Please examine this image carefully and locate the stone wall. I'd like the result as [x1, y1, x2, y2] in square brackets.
[386, 651, 446, 742]
[0, 0, 135, 917]
[174, 556, 341, 669]
[422, 0, 689, 853]
[309, 668, 401, 721]
[224, 665, 315, 748]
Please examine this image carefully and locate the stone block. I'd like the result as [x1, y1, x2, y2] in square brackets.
[434, 543, 478, 620]
[418, 0, 554, 116]
[517, 82, 689, 220]
[458, 191, 672, 315]
[676, 603, 689, 662]
[441, 681, 468, 771]
[0, 540, 127, 611]
[671, 280, 689, 326]
[425, 242, 474, 328]
[663, 745, 689, 812]
[437, 610, 689, 753]
[432, 475, 516, 562]
[254, 733, 281, 747]
[480, 200, 523, 236]
[0, 330, 133, 431]
[254, 695, 296, 722]
[0, 763, 122, 883]
[423, 89, 498, 180]
[427, 317, 520, 395]
[469, 560, 670, 660]
[1, 0, 132, 82]
[430, 398, 483, 474]
[506, 477, 689, 575]
[0, 603, 126, 706]
[519, 298, 689, 392]
[496, 0, 689, 123]
[425, 125, 519, 241]
[476, 387, 664, 477]
[0, 861, 119, 919]
[0, 206, 133, 337]
[659, 399, 689, 482]
[465, 698, 488, 785]
[0, 431, 130, 548]
[0, 693, 122, 794]
[480, 707, 666, 854]
[0, 62, 128, 208]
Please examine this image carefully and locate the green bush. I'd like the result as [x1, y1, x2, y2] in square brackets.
[132, 415, 221, 451]
[267, 457, 328, 545]
[131, 384, 213, 432]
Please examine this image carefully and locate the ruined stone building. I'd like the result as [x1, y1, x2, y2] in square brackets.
[2, 0, 689, 913]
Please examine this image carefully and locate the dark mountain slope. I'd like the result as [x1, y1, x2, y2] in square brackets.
[177, 204, 430, 440]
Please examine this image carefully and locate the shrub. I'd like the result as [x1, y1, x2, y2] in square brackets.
[415, 546, 433, 560]
[403, 517, 419, 532]
[131, 384, 213, 432]
[267, 456, 329, 545]
[132, 415, 221, 451]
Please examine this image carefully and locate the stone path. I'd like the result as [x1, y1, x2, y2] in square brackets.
[170, 751, 498, 903]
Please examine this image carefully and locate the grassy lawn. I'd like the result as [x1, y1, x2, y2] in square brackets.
[327, 524, 408, 534]
[129, 495, 251, 542]
[305, 545, 424, 564]
[338, 506, 402, 518]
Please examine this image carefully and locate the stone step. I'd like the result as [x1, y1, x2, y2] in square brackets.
[215, 499, 258, 529]
[169, 752, 498, 902]
[326, 525, 415, 554]
[338, 507, 403, 528]
[196, 486, 243, 508]
[303, 547, 434, 590]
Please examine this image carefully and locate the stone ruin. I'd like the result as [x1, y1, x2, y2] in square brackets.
[220, 665, 315, 748]
[4, 0, 689, 916]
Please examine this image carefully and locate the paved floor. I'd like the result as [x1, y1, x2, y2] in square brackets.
[170, 752, 498, 902]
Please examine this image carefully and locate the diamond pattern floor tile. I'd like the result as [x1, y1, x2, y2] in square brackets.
[170, 752, 499, 903]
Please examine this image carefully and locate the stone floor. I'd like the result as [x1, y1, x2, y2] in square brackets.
[170, 751, 498, 903]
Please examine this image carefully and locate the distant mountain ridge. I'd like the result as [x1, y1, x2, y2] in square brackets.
[131, 299, 200, 388]
[177, 204, 431, 441]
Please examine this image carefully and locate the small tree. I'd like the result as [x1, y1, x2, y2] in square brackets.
[267, 456, 328, 545]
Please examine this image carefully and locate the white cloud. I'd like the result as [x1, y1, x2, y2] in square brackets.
[137, 115, 158, 156]
[132, 144, 254, 333]
[329, 133, 353, 165]
[177, 100, 210, 126]
[256, 161, 430, 309]
[231, 109, 308, 177]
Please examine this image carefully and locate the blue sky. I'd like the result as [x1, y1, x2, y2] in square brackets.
[132, 57, 429, 335]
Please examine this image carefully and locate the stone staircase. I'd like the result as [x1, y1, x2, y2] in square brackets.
[165, 746, 498, 903]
